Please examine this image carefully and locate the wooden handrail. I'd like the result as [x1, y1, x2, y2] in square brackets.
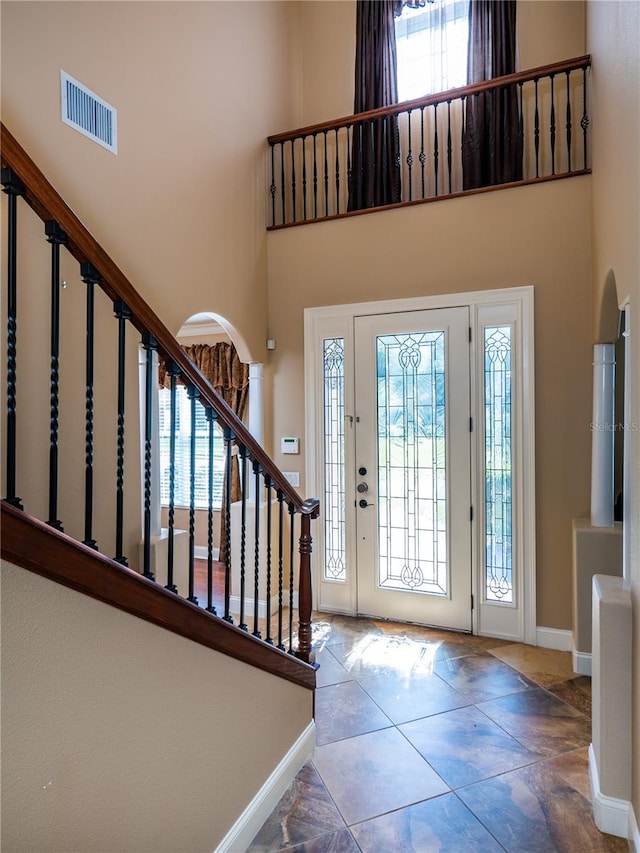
[0, 123, 318, 519]
[1, 501, 316, 690]
[268, 54, 591, 144]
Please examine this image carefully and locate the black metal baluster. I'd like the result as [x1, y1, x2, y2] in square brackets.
[313, 133, 318, 219]
[446, 100, 453, 194]
[223, 427, 235, 623]
[460, 95, 466, 190]
[205, 407, 217, 614]
[80, 262, 99, 550]
[252, 460, 262, 638]
[518, 82, 524, 177]
[323, 130, 329, 217]
[433, 103, 439, 196]
[288, 502, 295, 654]
[187, 386, 199, 605]
[280, 141, 286, 225]
[265, 474, 274, 644]
[291, 138, 297, 224]
[2, 168, 25, 509]
[45, 220, 66, 530]
[113, 299, 131, 565]
[534, 78, 540, 177]
[335, 128, 340, 215]
[141, 332, 157, 580]
[565, 70, 572, 173]
[277, 489, 285, 650]
[302, 135, 308, 221]
[239, 446, 249, 630]
[269, 144, 276, 228]
[582, 66, 589, 169]
[550, 73, 556, 175]
[420, 106, 426, 198]
[346, 125, 352, 198]
[406, 109, 413, 202]
[165, 360, 179, 592]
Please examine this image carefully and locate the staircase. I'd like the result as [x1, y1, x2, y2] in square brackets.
[1, 123, 317, 852]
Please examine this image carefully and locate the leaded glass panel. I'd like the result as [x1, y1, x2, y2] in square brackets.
[484, 326, 513, 603]
[376, 331, 448, 595]
[323, 338, 346, 581]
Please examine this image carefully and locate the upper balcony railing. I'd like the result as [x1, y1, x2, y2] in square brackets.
[267, 55, 591, 229]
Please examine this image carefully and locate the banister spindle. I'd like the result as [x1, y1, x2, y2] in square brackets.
[239, 446, 249, 630]
[518, 82, 524, 174]
[302, 135, 308, 221]
[45, 220, 67, 531]
[534, 78, 540, 177]
[205, 406, 217, 614]
[550, 73, 557, 175]
[446, 100, 453, 194]
[113, 299, 131, 566]
[420, 106, 426, 198]
[280, 141, 286, 226]
[406, 109, 413, 201]
[312, 133, 319, 219]
[2, 167, 25, 509]
[187, 386, 199, 605]
[223, 426, 235, 623]
[80, 261, 100, 550]
[269, 144, 277, 228]
[277, 489, 285, 650]
[165, 359, 180, 591]
[288, 502, 295, 654]
[582, 66, 589, 169]
[433, 103, 439, 197]
[323, 129, 329, 218]
[265, 474, 274, 644]
[141, 332, 157, 580]
[335, 128, 340, 215]
[252, 459, 262, 638]
[565, 70, 572, 173]
[291, 138, 297, 224]
[346, 125, 352, 200]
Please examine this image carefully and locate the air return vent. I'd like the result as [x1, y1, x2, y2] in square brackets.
[60, 71, 117, 154]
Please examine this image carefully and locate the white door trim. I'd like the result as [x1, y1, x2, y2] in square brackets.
[304, 286, 536, 644]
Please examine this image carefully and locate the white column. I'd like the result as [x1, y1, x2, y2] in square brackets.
[248, 363, 264, 446]
[591, 343, 616, 527]
[622, 306, 631, 586]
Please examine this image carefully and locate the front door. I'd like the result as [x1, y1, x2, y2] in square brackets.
[353, 307, 471, 630]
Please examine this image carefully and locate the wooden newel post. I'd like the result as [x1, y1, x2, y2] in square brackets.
[295, 512, 314, 664]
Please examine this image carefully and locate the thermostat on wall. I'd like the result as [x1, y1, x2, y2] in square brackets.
[281, 437, 299, 454]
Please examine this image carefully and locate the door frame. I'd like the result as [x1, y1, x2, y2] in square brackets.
[304, 286, 536, 643]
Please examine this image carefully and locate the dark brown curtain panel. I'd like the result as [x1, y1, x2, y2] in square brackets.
[348, 0, 404, 211]
[462, 0, 522, 190]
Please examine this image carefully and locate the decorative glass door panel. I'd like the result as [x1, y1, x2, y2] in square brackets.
[354, 308, 471, 630]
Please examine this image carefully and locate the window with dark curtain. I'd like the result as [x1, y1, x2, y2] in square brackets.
[462, 0, 522, 189]
[348, 0, 405, 211]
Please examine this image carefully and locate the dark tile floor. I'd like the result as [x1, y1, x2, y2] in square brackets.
[248, 614, 628, 853]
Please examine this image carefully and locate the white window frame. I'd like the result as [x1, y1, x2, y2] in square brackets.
[304, 286, 536, 643]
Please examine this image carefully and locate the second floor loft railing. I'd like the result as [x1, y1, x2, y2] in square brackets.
[267, 55, 591, 229]
[1, 123, 319, 668]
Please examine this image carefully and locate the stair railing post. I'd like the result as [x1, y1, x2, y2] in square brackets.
[295, 512, 313, 664]
[141, 332, 157, 581]
[80, 261, 101, 550]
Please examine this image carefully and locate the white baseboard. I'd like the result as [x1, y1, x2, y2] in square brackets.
[536, 626, 573, 651]
[630, 801, 640, 851]
[588, 743, 631, 839]
[194, 545, 220, 561]
[215, 721, 316, 853]
[230, 592, 299, 621]
[572, 648, 592, 676]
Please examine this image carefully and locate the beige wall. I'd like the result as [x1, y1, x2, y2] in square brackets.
[268, 177, 593, 632]
[587, 0, 640, 830]
[1, 561, 313, 852]
[1, 0, 300, 361]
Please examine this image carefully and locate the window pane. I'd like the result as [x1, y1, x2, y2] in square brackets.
[158, 386, 224, 509]
[323, 338, 346, 581]
[395, 0, 469, 101]
[484, 326, 513, 603]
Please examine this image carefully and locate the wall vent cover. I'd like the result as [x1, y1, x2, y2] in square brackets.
[60, 71, 117, 154]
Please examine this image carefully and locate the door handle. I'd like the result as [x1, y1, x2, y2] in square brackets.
[359, 499, 374, 508]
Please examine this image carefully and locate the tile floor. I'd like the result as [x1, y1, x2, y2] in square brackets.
[248, 614, 628, 853]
